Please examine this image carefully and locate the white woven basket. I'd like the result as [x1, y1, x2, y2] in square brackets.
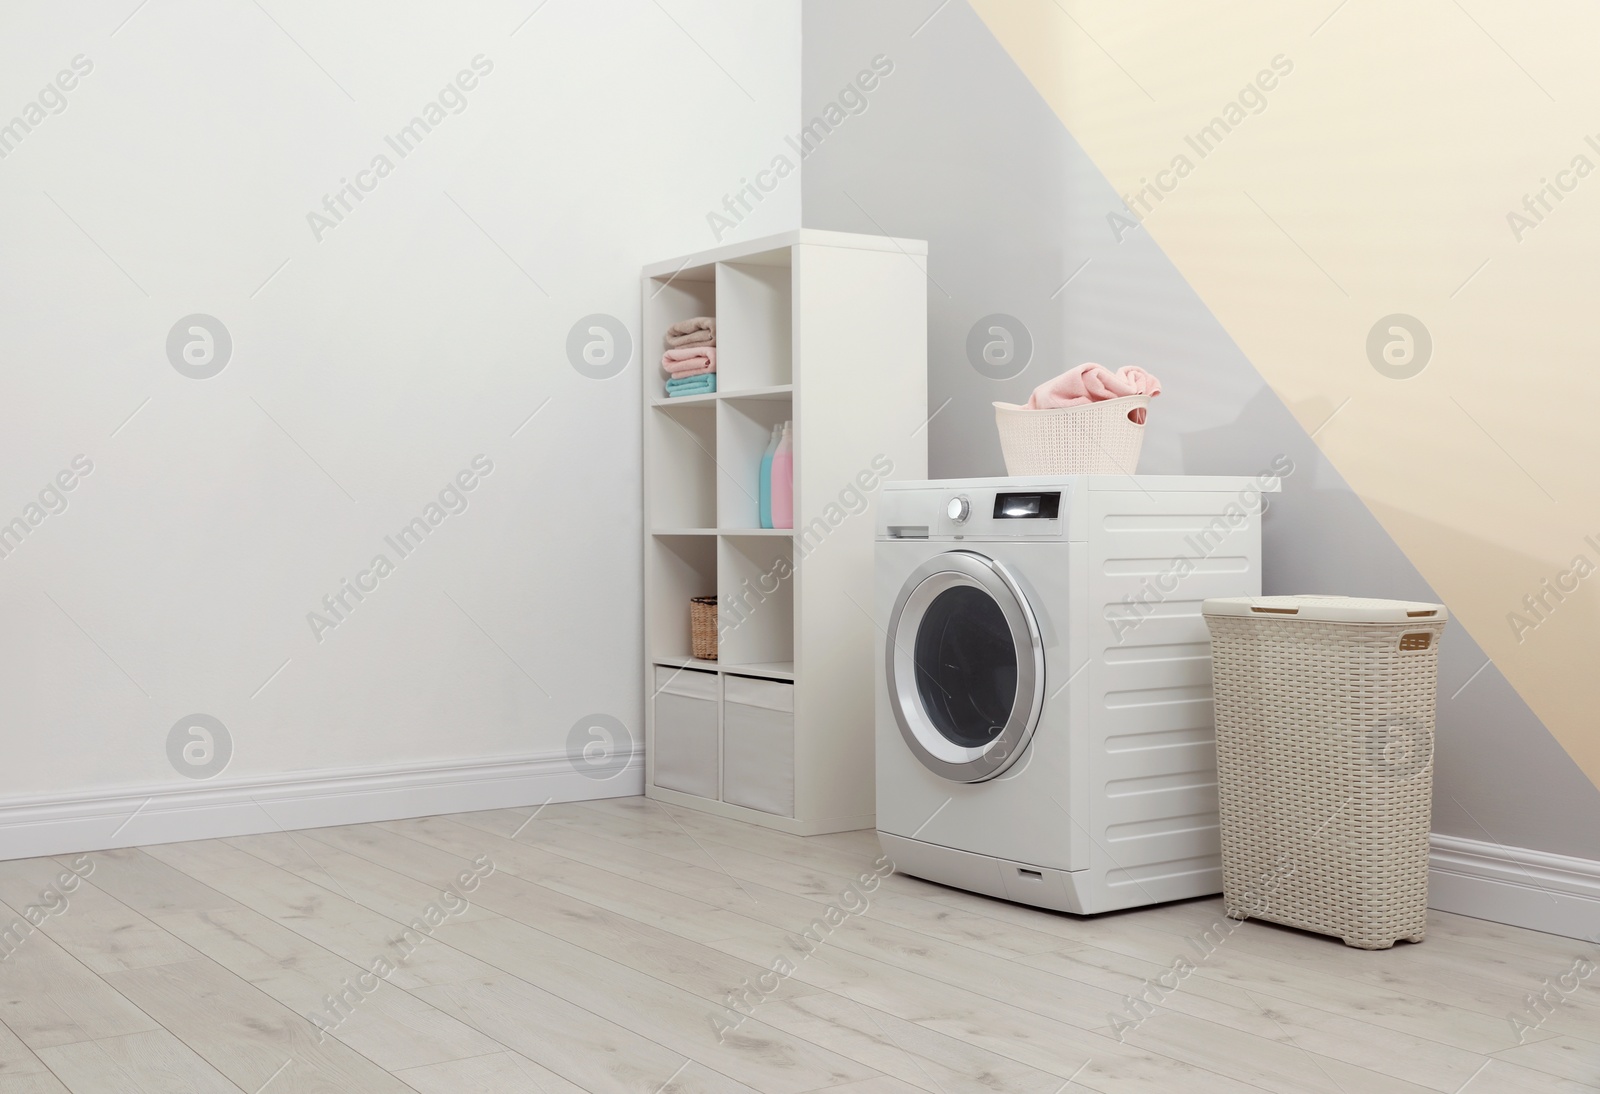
[1202, 595, 1448, 950]
[993, 395, 1148, 475]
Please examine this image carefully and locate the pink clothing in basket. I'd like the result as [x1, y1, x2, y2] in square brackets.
[1025, 363, 1161, 409]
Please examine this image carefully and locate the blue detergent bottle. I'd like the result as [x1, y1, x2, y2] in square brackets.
[758, 424, 781, 529]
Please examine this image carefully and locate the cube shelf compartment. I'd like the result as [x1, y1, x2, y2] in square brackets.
[718, 397, 790, 531]
[645, 403, 716, 530]
[719, 533, 794, 667]
[641, 229, 928, 834]
[716, 258, 791, 389]
[646, 534, 716, 665]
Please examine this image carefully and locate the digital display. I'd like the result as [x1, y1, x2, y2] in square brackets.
[994, 492, 1061, 519]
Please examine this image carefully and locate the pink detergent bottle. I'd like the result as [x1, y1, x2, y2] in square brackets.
[770, 421, 794, 529]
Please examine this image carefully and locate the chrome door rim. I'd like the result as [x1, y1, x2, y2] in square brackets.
[885, 551, 1044, 783]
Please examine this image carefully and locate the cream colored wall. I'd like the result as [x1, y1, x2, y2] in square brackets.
[969, 0, 1600, 788]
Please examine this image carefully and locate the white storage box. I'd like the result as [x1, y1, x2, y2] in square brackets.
[722, 676, 795, 817]
[1202, 595, 1447, 949]
[652, 666, 719, 799]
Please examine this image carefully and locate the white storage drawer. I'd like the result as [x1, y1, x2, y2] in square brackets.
[722, 675, 794, 817]
[653, 666, 719, 799]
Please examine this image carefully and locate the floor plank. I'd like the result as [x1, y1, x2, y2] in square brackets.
[704, 921, 1253, 1093]
[754, 991, 1068, 1093]
[370, 816, 759, 944]
[0, 857, 199, 976]
[139, 842, 497, 991]
[301, 824, 788, 1002]
[434, 915, 873, 1093]
[35, 1029, 239, 1093]
[798, 1078, 925, 1094]
[74, 848, 505, 1072]
[393, 1050, 589, 1094]
[102, 958, 413, 1093]
[0, 1020, 70, 1093]
[0, 896, 158, 1050]
[409, 973, 739, 1093]
[1491, 1031, 1600, 1086]
[0, 1077, 73, 1094]
[151, 905, 505, 1073]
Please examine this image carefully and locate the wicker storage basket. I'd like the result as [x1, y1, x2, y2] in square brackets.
[689, 596, 718, 661]
[993, 395, 1148, 475]
[1202, 595, 1448, 950]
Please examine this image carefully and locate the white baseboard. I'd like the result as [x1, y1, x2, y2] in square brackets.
[1430, 833, 1600, 941]
[0, 750, 643, 861]
[13, 767, 1593, 942]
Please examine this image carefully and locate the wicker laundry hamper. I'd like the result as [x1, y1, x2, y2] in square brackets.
[993, 395, 1148, 475]
[1202, 595, 1448, 950]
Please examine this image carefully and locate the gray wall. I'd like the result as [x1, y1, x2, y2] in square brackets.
[802, 0, 1600, 860]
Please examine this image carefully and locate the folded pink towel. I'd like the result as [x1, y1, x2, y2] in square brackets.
[1025, 363, 1161, 409]
[666, 317, 715, 348]
[662, 346, 717, 376]
[665, 363, 714, 379]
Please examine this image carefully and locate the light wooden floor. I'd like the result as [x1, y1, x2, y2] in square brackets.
[0, 797, 1595, 1093]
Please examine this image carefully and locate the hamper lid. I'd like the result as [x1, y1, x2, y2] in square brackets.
[1202, 595, 1447, 623]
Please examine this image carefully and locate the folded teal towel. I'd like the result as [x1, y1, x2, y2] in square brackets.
[666, 374, 716, 396]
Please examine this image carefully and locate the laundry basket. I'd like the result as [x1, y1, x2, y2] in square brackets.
[1202, 595, 1448, 950]
[993, 395, 1148, 475]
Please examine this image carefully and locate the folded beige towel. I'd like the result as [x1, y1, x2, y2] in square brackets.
[667, 328, 714, 348]
[666, 317, 715, 348]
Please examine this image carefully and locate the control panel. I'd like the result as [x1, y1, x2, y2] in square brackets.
[879, 482, 1072, 539]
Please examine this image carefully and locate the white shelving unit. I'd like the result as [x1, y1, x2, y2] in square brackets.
[641, 229, 929, 834]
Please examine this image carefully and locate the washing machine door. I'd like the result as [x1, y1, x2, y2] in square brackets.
[886, 550, 1045, 783]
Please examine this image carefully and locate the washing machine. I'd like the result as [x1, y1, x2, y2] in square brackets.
[875, 475, 1275, 914]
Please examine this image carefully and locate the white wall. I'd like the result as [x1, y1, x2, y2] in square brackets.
[0, 0, 799, 851]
